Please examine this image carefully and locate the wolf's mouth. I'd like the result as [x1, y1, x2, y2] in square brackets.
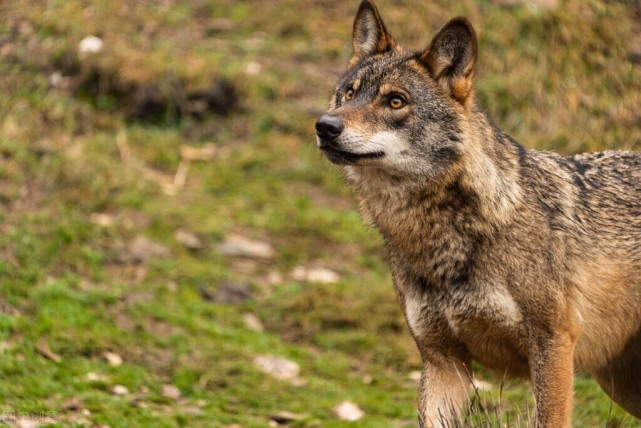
[320, 145, 385, 164]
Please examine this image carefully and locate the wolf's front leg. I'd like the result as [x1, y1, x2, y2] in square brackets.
[529, 329, 577, 428]
[418, 354, 471, 428]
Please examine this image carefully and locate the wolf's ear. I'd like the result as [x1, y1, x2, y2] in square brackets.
[420, 17, 477, 106]
[350, 0, 396, 68]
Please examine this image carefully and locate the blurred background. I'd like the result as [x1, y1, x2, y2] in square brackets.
[0, 0, 640, 426]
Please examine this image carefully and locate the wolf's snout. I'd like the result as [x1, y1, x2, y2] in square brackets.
[315, 115, 344, 141]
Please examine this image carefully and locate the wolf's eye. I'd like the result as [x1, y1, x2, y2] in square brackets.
[388, 95, 406, 109]
[345, 88, 355, 101]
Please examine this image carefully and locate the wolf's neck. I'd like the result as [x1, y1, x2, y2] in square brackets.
[348, 118, 522, 229]
[345, 116, 523, 282]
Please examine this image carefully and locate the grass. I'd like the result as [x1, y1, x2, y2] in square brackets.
[0, 0, 640, 426]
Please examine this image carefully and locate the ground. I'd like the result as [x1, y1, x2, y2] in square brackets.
[0, 0, 640, 427]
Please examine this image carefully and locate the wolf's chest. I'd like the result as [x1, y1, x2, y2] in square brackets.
[403, 282, 530, 375]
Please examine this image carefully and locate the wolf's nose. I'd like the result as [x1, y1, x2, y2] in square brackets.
[315, 115, 344, 141]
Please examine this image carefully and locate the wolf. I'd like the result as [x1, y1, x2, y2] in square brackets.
[315, 1, 641, 427]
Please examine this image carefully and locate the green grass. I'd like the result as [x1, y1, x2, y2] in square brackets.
[1, 0, 640, 426]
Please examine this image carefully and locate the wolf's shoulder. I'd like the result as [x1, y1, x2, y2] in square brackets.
[570, 150, 641, 170]
[520, 148, 641, 184]
[563, 150, 641, 188]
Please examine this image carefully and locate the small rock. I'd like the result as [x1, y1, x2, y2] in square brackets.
[218, 234, 275, 259]
[408, 371, 422, 382]
[104, 352, 123, 367]
[333, 401, 365, 421]
[127, 236, 171, 262]
[112, 385, 129, 396]
[161, 384, 181, 400]
[78, 35, 103, 55]
[174, 229, 204, 250]
[242, 313, 265, 332]
[90, 213, 115, 227]
[245, 61, 262, 76]
[133, 400, 149, 408]
[86, 372, 107, 382]
[200, 280, 253, 304]
[15, 416, 56, 428]
[362, 374, 373, 385]
[291, 266, 340, 284]
[253, 355, 300, 381]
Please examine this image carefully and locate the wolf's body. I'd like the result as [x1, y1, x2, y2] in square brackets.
[315, 2, 641, 427]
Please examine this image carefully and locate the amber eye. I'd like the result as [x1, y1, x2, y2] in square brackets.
[388, 95, 406, 109]
[345, 88, 355, 101]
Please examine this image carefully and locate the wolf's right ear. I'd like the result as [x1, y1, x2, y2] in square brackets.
[350, 0, 396, 68]
[419, 17, 478, 107]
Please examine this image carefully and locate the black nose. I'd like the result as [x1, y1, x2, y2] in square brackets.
[315, 115, 344, 141]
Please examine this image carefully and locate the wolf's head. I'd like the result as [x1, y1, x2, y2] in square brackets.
[316, 0, 478, 182]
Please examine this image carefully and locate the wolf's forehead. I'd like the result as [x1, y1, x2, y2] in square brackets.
[344, 54, 419, 89]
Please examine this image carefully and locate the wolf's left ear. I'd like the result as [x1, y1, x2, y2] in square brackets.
[420, 17, 477, 106]
[350, 0, 396, 68]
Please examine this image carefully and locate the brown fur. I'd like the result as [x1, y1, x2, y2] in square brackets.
[315, 1, 641, 427]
